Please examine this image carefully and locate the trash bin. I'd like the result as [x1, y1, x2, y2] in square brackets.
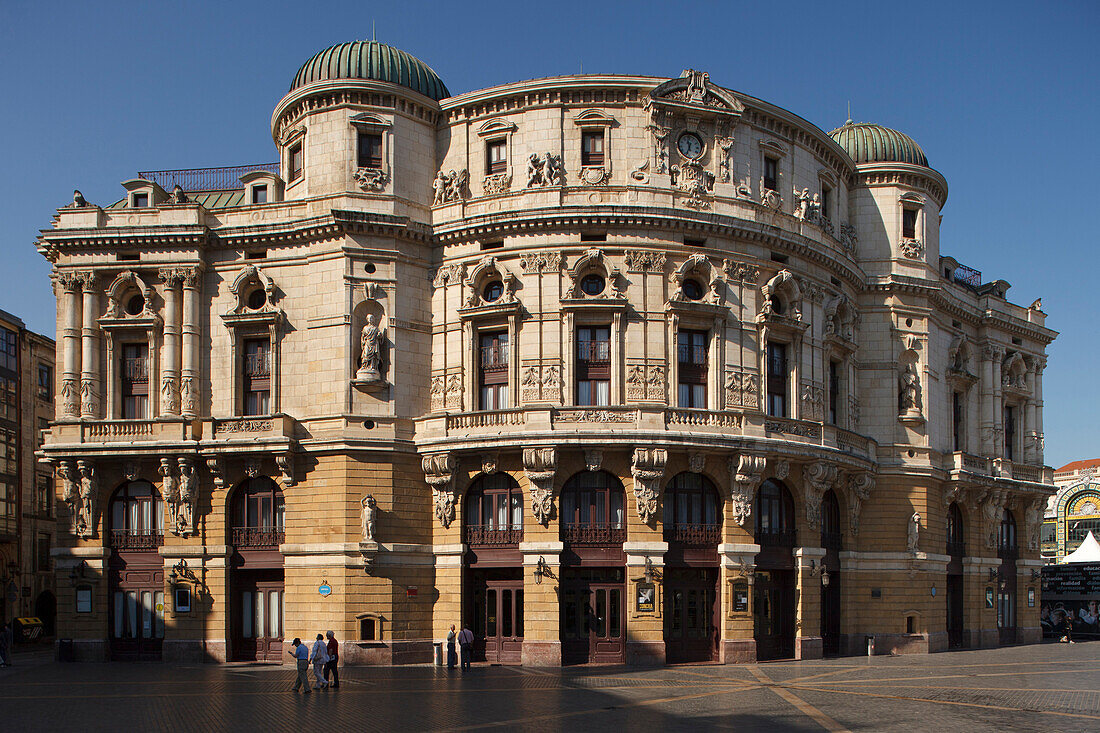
[58, 638, 74, 662]
[14, 617, 44, 644]
[866, 635, 876, 657]
[433, 641, 443, 666]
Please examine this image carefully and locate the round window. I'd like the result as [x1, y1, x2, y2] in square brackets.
[482, 280, 504, 303]
[125, 294, 145, 316]
[682, 279, 704, 301]
[769, 295, 783, 315]
[247, 288, 267, 310]
[580, 274, 606, 296]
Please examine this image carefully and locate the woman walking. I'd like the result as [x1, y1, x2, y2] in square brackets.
[310, 633, 330, 688]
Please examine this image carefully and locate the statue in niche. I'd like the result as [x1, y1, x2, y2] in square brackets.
[898, 363, 922, 414]
[357, 314, 384, 382]
[361, 494, 377, 542]
[907, 511, 921, 553]
[793, 187, 811, 220]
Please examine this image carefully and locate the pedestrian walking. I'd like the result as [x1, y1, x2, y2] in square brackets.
[323, 630, 339, 688]
[457, 625, 474, 671]
[288, 638, 311, 693]
[446, 624, 457, 669]
[0, 622, 13, 667]
[310, 633, 330, 688]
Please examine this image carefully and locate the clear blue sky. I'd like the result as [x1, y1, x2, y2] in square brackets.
[1, 0, 1096, 468]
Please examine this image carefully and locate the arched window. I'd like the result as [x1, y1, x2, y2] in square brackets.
[231, 477, 284, 549]
[947, 502, 965, 556]
[560, 471, 625, 543]
[755, 479, 795, 546]
[821, 490, 842, 551]
[999, 509, 1017, 557]
[464, 473, 523, 545]
[663, 472, 721, 545]
[109, 481, 164, 550]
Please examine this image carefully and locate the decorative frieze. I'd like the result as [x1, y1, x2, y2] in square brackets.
[626, 364, 666, 401]
[483, 173, 512, 196]
[624, 250, 666, 274]
[631, 448, 667, 524]
[724, 369, 760, 410]
[432, 263, 465, 289]
[554, 409, 637, 424]
[723, 260, 760, 284]
[519, 251, 562, 274]
[521, 364, 561, 403]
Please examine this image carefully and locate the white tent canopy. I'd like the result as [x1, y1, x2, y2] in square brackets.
[1061, 530, 1100, 564]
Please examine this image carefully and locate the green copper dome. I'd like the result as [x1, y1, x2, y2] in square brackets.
[828, 121, 929, 167]
[290, 41, 450, 101]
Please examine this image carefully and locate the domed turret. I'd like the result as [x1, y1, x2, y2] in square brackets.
[829, 121, 928, 168]
[289, 40, 449, 101]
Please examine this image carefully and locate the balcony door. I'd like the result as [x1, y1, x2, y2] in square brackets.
[561, 568, 625, 665]
[108, 480, 165, 661]
[470, 571, 523, 664]
[230, 476, 285, 661]
[232, 569, 284, 662]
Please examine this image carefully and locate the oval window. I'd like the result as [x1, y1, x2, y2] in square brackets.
[580, 274, 606, 296]
[247, 288, 267, 310]
[125, 294, 145, 316]
[682, 279, 704, 301]
[482, 280, 504, 303]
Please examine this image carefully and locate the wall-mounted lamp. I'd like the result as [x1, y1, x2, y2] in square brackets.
[821, 570, 830, 588]
[68, 559, 88, 586]
[1031, 569, 1042, 581]
[534, 556, 551, 585]
[988, 567, 998, 582]
[169, 558, 195, 587]
[644, 556, 654, 584]
[809, 559, 819, 577]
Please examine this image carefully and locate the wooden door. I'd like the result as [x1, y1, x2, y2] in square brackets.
[109, 567, 164, 661]
[665, 569, 718, 663]
[820, 573, 841, 657]
[947, 574, 965, 648]
[754, 570, 795, 661]
[233, 571, 284, 661]
[475, 580, 524, 663]
[561, 578, 624, 664]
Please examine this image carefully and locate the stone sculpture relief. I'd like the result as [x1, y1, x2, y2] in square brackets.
[58, 461, 79, 535]
[899, 238, 924, 259]
[671, 160, 714, 209]
[423, 453, 457, 528]
[526, 152, 564, 187]
[433, 169, 468, 204]
[357, 314, 385, 383]
[907, 511, 921, 554]
[523, 447, 557, 525]
[354, 167, 388, 192]
[731, 454, 766, 526]
[898, 362, 923, 416]
[803, 462, 838, 530]
[846, 472, 875, 535]
[361, 494, 377, 542]
[76, 459, 96, 539]
[177, 458, 196, 537]
[631, 448, 667, 524]
[161, 457, 179, 532]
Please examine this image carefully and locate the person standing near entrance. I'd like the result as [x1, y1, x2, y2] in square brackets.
[310, 633, 329, 688]
[288, 638, 310, 693]
[0, 622, 12, 667]
[457, 625, 474, 671]
[446, 624, 457, 669]
[323, 630, 339, 688]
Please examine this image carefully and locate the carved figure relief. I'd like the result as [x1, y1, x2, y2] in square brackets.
[671, 159, 714, 209]
[724, 369, 760, 410]
[76, 459, 96, 538]
[631, 448, 667, 524]
[58, 461, 79, 535]
[523, 447, 557, 525]
[731, 454, 766, 526]
[433, 169, 469, 204]
[356, 314, 385, 383]
[898, 362, 923, 415]
[526, 152, 563, 187]
[445, 372, 463, 410]
[160, 457, 179, 532]
[900, 239, 924, 259]
[759, 270, 802, 320]
[354, 167, 388, 192]
[907, 511, 921, 554]
[519, 251, 562, 274]
[483, 172, 512, 195]
[361, 494, 377, 542]
[423, 453, 457, 528]
[177, 458, 196, 537]
[624, 250, 666, 274]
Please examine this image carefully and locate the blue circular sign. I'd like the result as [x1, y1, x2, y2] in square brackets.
[318, 584, 332, 597]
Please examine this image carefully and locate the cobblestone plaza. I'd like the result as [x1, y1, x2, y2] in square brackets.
[3, 643, 1097, 731]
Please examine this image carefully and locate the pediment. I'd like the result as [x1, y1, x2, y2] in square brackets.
[476, 118, 518, 138]
[646, 69, 744, 119]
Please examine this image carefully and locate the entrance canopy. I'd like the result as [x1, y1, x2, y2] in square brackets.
[1061, 531, 1100, 563]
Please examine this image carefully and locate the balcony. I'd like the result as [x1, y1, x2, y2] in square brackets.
[577, 340, 611, 363]
[676, 344, 707, 366]
[665, 523, 722, 546]
[562, 523, 626, 545]
[122, 357, 148, 383]
[755, 528, 797, 547]
[478, 345, 508, 369]
[463, 525, 523, 547]
[110, 529, 164, 551]
[231, 526, 285, 549]
[244, 352, 270, 378]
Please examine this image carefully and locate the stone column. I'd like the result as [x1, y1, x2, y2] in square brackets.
[79, 272, 100, 418]
[58, 273, 83, 418]
[979, 345, 997, 456]
[180, 267, 202, 418]
[1034, 358, 1045, 464]
[795, 546, 826, 659]
[990, 348, 1004, 458]
[159, 269, 182, 416]
[1024, 364, 1037, 464]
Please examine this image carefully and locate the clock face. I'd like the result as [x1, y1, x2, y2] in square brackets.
[678, 133, 703, 159]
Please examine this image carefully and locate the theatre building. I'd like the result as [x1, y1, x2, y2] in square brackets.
[37, 41, 1057, 664]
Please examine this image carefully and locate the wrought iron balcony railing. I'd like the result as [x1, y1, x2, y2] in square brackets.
[232, 526, 285, 549]
[562, 522, 626, 544]
[577, 340, 611, 362]
[110, 529, 164, 551]
[244, 352, 270, 378]
[139, 163, 280, 192]
[755, 528, 797, 547]
[122, 357, 148, 382]
[464, 525, 523, 546]
[664, 523, 722, 546]
[947, 540, 967, 557]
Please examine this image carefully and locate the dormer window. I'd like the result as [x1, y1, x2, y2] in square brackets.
[487, 139, 507, 175]
[903, 208, 917, 239]
[132, 193, 149, 208]
[251, 185, 268, 204]
[288, 143, 303, 183]
[358, 132, 383, 169]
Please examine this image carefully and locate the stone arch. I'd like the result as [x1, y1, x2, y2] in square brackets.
[559, 469, 627, 538]
[225, 475, 284, 543]
[103, 270, 155, 319]
[948, 333, 973, 373]
[760, 269, 801, 319]
[565, 249, 622, 299]
[1002, 351, 1027, 389]
[463, 255, 518, 307]
[228, 265, 277, 314]
[669, 254, 722, 304]
[824, 292, 855, 340]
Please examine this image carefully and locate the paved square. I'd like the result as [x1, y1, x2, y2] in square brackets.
[2, 643, 1098, 732]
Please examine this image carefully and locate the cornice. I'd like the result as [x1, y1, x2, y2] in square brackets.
[855, 162, 949, 208]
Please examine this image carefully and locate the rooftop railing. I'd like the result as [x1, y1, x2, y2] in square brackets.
[138, 163, 280, 192]
[953, 264, 982, 288]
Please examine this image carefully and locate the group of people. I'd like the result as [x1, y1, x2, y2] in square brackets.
[288, 631, 340, 693]
[446, 624, 474, 671]
[1041, 601, 1100, 643]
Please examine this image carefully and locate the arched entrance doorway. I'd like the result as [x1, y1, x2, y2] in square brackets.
[464, 473, 524, 664]
[946, 501, 966, 648]
[559, 470, 626, 665]
[229, 476, 285, 662]
[662, 472, 720, 663]
[997, 509, 1018, 645]
[107, 480, 165, 661]
[754, 479, 796, 661]
[820, 489, 842, 657]
[35, 590, 57, 637]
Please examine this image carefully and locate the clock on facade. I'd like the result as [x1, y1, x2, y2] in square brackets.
[677, 132, 704, 159]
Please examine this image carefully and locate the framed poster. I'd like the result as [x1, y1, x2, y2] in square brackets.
[75, 586, 92, 613]
[174, 587, 191, 613]
[732, 581, 749, 614]
[1028, 587, 1035, 607]
[636, 582, 656, 613]
[985, 587, 995, 608]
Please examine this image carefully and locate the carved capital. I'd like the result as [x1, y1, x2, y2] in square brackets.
[276, 454, 295, 488]
[423, 452, 457, 528]
[205, 457, 225, 491]
[802, 461, 839, 530]
[845, 472, 875, 535]
[729, 454, 766, 526]
[523, 447, 557, 526]
[631, 448, 667, 524]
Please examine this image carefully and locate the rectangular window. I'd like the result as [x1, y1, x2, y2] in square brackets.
[0, 477, 12, 519]
[37, 472, 51, 516]
[766, 341, 788, 417]
[75, 586, 93, 613]
[0, 327, 17, 371]
[486, 139, 506, 175]
[828, 360, 840, 425]
[763, 156, 778, 192]
[902, 208, 918, 239]
[0, 376, 15, 421]
[120, 343, 149, 419]
[677, 330, 708, 408]
[952, 391, 964, 452]
[37, 533, 50, 572]
[37, 363, 52, 400]
[821, 186, 832, 221]
[251, 185, 268, 204]
[132, 193, 149, 208]
[576, 326, 611, 406]
[243, 338, 271, 416]
[581, 130, 605, 166]
[288, 143, 304, 183]
[0, 428, 14, 476]
[357, 132, 384, 169]
[1004, 405, 1015, 461]
[478, 330, 509, 410]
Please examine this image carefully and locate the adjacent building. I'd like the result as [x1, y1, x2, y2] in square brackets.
[1042, 459, 1100, 564]
[36, 41, 1057, 664]
[0, 309, 56, 633]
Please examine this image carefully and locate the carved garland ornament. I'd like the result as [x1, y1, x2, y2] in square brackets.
[845, 472, 875, 535]
[803, 461, 838, 530]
